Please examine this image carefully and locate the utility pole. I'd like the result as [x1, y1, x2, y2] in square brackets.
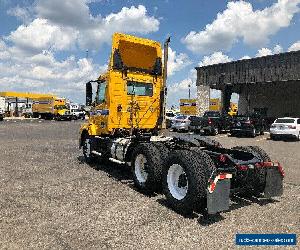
[188, 83, 191, 99]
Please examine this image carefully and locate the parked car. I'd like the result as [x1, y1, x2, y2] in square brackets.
[200, 111, 233, 135]
[270, 117, 300, 140]
[189, 116, 203, 133]
[166, 110, 177, 128]
[230, 113, 266, 137]
[171, 115, 192, 132]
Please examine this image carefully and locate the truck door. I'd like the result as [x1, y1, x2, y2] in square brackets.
[94, 80, 109, 134]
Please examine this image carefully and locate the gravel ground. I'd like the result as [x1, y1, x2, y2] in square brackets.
[0, 120, 299, 249]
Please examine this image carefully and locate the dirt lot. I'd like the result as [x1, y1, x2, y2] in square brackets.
[0, 120, 299, 249]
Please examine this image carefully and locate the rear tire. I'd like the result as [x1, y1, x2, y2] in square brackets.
[162, 149, 216, 215]
[131, 143, 163, 194]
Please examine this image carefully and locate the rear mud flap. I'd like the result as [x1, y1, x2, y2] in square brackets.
[264, 168, 283, 198]
[207, 179, 231, 214]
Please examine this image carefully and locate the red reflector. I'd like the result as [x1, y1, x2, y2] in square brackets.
[237, 165, 248, 171]
[219, 154, 227, 163]
[263, 162, 274, 167]
[210, 182, 216, 192]
[278, 163, 285, 177]
[219, 174, 227, 180]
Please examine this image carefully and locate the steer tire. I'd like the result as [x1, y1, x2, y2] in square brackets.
[232, 146, 270, 195]
[131, 143, 163, 194]
[82, 135, 97, 164]
[162, 149, 216, 215]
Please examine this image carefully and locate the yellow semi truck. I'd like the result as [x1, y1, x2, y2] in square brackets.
[33, 97, 72, 120]
[79, 33, 283, 216]
[179, 99, 197, 115]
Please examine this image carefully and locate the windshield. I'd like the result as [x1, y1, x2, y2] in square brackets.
[275, 118, 295, 123]
[127, 81, 153, 96]
[55, 105, 67, 110]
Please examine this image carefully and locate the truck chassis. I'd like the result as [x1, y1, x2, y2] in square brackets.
[80, 133, 284, 215]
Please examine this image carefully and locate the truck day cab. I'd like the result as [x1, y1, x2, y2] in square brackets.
[79, 33, 284, 216]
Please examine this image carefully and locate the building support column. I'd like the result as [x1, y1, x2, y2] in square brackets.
[197, 85, 210, 116]
[221, 85, 233, 114]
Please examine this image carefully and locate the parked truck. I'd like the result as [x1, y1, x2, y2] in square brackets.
[32, 97, 72, 120]
[79, 33, 283, 216]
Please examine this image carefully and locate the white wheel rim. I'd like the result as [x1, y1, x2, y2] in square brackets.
[135, 154, 148, 183]
[167, 164, 188, 200]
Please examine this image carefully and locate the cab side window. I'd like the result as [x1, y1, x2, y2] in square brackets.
[297, 119, 300, 124]
[96, 81, 107, 104]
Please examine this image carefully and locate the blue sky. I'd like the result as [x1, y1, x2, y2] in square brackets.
[0, 0, 300, 106]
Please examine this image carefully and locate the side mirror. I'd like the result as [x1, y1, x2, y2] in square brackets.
[86, 81, 93, 106]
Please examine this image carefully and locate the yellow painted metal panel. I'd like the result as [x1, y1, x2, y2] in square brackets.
[0, 91, 56, 99]
[180, 99, 198, 115]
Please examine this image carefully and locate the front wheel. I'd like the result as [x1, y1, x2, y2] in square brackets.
[82, 136, 96, 163]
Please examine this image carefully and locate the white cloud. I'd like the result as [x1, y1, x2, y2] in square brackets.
[7, 5, 33, 24]
[182, 0, 300, 54]
[167, 77, 196, 107]
[34, 1, 160, 50]
[198, 52, 232, 66]
[167, 52, 233, 107]
[35, 0, 92, 29]
[6, 3, 160, 55]
[240, 55, 251, 60]
[167, 47, 191, 76]
[0, 39, 106, 102]
[288, 41, 300, 51]
[256, 47, 273, 57]
[273, 44, 283, 54]
[255, 44, 283, 57]
[2, 3, 160, 102]
[78, 5, 160, 49]
[7, 18, 78, 55]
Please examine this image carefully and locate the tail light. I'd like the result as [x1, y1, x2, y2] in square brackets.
[208, 118, 212, 124]
[244, 120, 252, 124]
[288, 125, 296, 129]
[271, 124, 276, 128]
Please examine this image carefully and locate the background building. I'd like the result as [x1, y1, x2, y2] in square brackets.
[196, 50, 300, 118]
